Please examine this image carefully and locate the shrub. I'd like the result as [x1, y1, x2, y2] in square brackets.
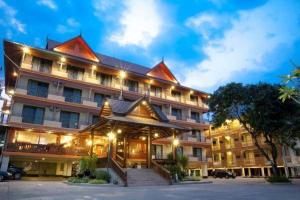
[165, 164, 183, 181]
[88, 179, 107, 184]
[79, 155, 98, 174]
[177, 155, 189, 170]
[67, 177, 89, 183]
[95, 170, 111, 183]
[267, 176, 291, 183]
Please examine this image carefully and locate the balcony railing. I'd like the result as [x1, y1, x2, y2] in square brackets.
[188, 155, 207, 162]
[22, 62, 209, 109]
[8, 114, 90, 130]
[242, 141, 253, 147]
[244, 159, 255, 165]
[6, 142, 89, 156]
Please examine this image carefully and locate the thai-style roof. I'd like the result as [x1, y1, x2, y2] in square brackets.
[80, 96, 188, 135]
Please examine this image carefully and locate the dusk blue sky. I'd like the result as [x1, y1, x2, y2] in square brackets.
[0, 0, 300, 92]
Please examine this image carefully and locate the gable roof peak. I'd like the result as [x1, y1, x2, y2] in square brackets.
[147, 60, 179, 84]
[51, 35, 99, 62]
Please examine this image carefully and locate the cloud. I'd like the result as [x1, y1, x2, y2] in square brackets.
[56, 18, 80, 33]
[183, 0, 300, 90]
[109, 0, 163, 48]
[0, 0, 26, 34]
[37, 0, 57, 10]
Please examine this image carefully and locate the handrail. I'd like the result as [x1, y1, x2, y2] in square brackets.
[151, 160, 172, 185]
[109, 158, 127, 187]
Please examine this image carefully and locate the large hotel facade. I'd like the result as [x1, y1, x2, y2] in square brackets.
[0, 36, 211, 180]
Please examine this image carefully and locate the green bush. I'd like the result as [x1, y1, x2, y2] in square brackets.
[267, 176, 291, 183]
[177, 155, 189, 170]
[88, 179, 107, 184]
[165, 164, 183, 181]
[95, 170, 111, 183]
[67, 177, 89, 183]
[79, 155, 98, 174]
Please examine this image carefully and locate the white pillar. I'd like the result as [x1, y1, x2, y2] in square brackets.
[290, 167, 295, 177]
[242, 168, 245, 177]
[0, 156, 9, 171]
[202, 164, 208, 177]
[267, 168, 271, 177]
[248, 168, 252, 177]
[261, 168, 265, 177]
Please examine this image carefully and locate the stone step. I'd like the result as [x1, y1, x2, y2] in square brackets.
[126, 168, 169, 187]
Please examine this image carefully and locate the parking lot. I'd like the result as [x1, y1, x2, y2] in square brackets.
[0, 178, 299, 200]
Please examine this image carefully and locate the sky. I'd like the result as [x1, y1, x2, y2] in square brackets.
[0, 0, 300, 92]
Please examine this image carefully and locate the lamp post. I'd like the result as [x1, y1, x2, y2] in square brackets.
[107, 131, 115, 172]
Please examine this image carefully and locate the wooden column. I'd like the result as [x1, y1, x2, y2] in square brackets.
[172, 131, 175, 160]
[123, 136, 127, 168]
[90, 129, 94, 157]
[147, 127, 152, 168]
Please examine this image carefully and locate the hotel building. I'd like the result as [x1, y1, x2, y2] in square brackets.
[206, 120, 300, 177]
[0, 36, 210, 182]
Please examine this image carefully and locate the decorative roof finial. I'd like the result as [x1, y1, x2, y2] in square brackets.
[162, 56, 164, 62]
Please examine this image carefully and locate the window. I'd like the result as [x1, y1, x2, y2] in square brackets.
[92, 115, 99, 124]
[124, 79, 138, 92]
[152, 145, 163, 159]
[60, 111, 79, 129]
[31, 56, 52, 73]
[96, 72, 112, 86]
[63, 87, 82, 104]
[190, 95, 198, 102]
[213, 154, 220, 162]
[94, 93, 110, 107]
[193, 148, 202, 158]
[171, 108, 182, 120]
[171, 90, 181, 102]
[22, 105, 45, 124]
[150, 85, 162, 97]
[191, 112, 200, 122]
[67, 65, 84, 80]
[27, 79, 49, 98]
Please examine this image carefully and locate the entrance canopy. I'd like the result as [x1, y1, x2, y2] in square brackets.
[80, 96, 188, 139]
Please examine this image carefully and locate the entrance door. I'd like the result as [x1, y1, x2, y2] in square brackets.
[127, 139, 147, 168]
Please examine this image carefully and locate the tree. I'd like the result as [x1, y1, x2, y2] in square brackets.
[209, 82, 300, 176]
[279, 65, 300, 104]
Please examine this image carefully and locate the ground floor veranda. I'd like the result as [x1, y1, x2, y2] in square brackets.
[1, 124, 208, 177]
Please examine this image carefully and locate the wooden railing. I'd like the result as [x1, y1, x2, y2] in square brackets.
[109, 158, 127, 187]
[6, 142, 89, 156]
[151, 160, 172, 185]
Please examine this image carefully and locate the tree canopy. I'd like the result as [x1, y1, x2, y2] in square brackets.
[209, 82, 300, 175]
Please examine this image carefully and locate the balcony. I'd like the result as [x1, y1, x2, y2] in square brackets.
[244, 159, 255, 165]
[242, 141, 253, 147]
[5, 142, 89, 156]
[212, 145, 221, 151]
[188, 155, 207, 162]
[44, 120, 62, 128]
[21, 60, 210, 109]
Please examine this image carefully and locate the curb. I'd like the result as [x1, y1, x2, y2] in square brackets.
[173, 181, 213, 185]
[63, 181, 120, 187]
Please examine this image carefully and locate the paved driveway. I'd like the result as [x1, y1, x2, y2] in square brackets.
[0, 178, 299, 200]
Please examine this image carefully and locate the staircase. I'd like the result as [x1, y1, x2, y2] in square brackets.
[126, 168, 170, 187]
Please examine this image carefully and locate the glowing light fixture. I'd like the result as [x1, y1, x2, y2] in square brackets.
[149, 79, 153, 84]
[13, 72, 18, 77]
[26, 128, 33, 132]
[8, 89, 15, 95]
[119, 70, 127, 79]
[60, 57, 66, 63]
[142, 100, 146, 105]
[86, 140, 92, 146]
[3, 110, 10, 115]
[225, 136, 231, 140]
[92, 65, 97, 70]
[117, 129, 122, 134]
[104, 101, 109, 106]
[170, 85, 175, 90]
[107, 132, 115, 141]
[42, 157, 45, 161]
[190, 90, 194, 94]
[22, 46, 30, 54]
[173, 138, 179, 146]
[154, 133, 159, 138]
[207, 95, 211, 99]
[141, 136, 146, 141]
